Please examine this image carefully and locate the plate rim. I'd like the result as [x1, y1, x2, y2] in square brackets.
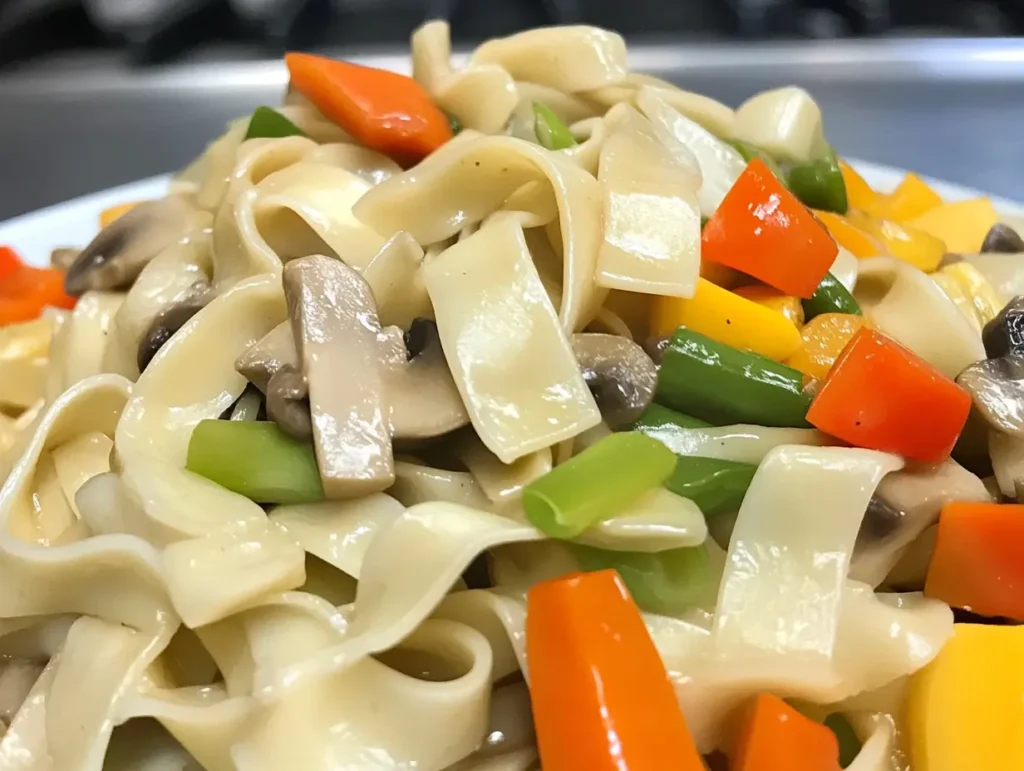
[1, 160, 1021, 267]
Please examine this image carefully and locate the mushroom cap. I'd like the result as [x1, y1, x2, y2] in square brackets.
[265, 364, 312, 440]
[981, 223, 1024, 255]
[136, 299, 206, 373]
[571, 333, 658, 428]
[957, 354, 1024, 436]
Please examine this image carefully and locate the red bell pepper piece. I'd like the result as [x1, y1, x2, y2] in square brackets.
[732, 693, 842, 771]
[806, 327, 970, 462]
[925, 502, 1024, 620]
[285, 53, 453, 165]
[0, 246, 76, 324]
[0, 246, 23, 282]
[702, 158, 838, 299]
[527, 569, 704, 771]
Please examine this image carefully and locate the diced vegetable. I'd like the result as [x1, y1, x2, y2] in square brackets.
[657, 326, 813, 427]
[838, 159, 880, 214]
[527, 569, 705, 771]
[702, 159, 838, 299]
[983, 296, 1024, 358]
[573, 543, 711, 615]
[787, 313, 869, 381]
[733, 285, 804, 327]
[0, 248, 76, 325]
[99, 201, 142, 229]
[725, 139, 785, 181]
[924, 502, 1024, 620]
[813, 210, 884, 258]
[185, 419, 325, 504]
[665, 456, 757, 518]
[0, 246, 23, 281]
[824, 713, 861, 769]
[909, 197, 1000, 254]
[632, 402, 711, 433]
[522, 432, 676, 539]
[533, 102, 578, 150]
[245, 105, 307, 140]
[847, 211, 945, 273]
[906, 624, 1024, 771]
[285, 53, 452, 164]
[786, 145, 848, 214]
[802, 272, 862, 320]
[651, 278, 803, 361]
[731, 693, 842, 771]
[878, 172, 943, 222]
[806, 328, 971, 462]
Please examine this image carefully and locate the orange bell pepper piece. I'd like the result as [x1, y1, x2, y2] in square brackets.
[878, 172, 943, 222]
[813, 210, 885, 258]
[846, 211, 945, 272]
[702, 159, 838, 299]
[527, 569, 704, 771]
[732, 693, 842, 771]
[909, 198, 1000, 254]
[0, 246, 24, 282]
[786, 313, 869, 380]
[285, 53, 452, 165]
[733, 285, 805, 328]
[925, 502, 1024, 620]
[806, 327, 971, 462]
[838, 160, 880, 215]
[0, 248, 76, 325]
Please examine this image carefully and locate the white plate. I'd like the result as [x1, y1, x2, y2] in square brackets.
[0, 161, 1022, 268]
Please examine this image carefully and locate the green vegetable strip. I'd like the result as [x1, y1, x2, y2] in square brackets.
[186, 420, 324, 504]
[446, 110, 463, 135]
[726, 139, 787, 183]
[665, 456, 757, 518]
[656, 327, 813, 427]
[786, 144, 848, 214]
[803, 272, 862, 320]
[245, 106, 307, 141]
[523, 432, 676, 539]
[825, 713, 862, 768]
[632, 403, 711, 433]
[573, 543, 711, 615]
[533, 102, 578, 151]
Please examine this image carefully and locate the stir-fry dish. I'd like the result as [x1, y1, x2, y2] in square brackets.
[2, 22, 1024, 771]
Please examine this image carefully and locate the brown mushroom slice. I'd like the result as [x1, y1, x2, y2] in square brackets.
[50, 248, 80, 271]
[571, 333, 657, 428]
[378, 319, 469, 441]
[981, 223, 1024, 254]
[234, 321, 299, 394]
[849, 459, 990, 587]
[64, 195, 196, 295]
[265, 364, 312, 440]
[283, 255, 394, 498]
[956, 354, 1024, 436]
[136, 296, 208, 373]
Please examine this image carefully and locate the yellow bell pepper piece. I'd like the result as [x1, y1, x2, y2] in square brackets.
[931, 262, 1004, 333]
[99, 201, 143, 229]
[909, 197, 1000, 254]
[813, 210, 884, 258]
[838, 160, 880, 214]
[906, 624, 1024, 771]
[877, 172, 943, 222]
[786, 313, 868, 380]
[732, 285, 804, 328]
[848, 211, 945, 272]
[651, 278, 802, 361]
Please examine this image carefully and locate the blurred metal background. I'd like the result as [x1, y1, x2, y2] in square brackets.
[1, 0, 1024, 219]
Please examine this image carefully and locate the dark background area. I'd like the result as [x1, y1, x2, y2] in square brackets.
[1, 0, 1023, 220]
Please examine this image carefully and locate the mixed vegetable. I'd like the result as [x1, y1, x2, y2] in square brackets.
[5, 27, 1024, 771]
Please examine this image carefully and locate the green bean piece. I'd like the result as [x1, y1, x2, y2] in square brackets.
[656, 327, 813, 427]
[825, 713, 862, 768]
[186, 420, 324, 504]
[245, 106, 307, 141]
[523, 432, 676, 539]
[665, 456, 757, 518]
[726, 139, 787, 183]
[533, 102, 578, 151]
[573, 542, 712, 615]
[786, 145, 848, 214]
[632, 403, 712, 433]
[802, 272, 862, 320]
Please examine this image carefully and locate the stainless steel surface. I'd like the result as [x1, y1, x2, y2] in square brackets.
[2, 37, 1024, 220]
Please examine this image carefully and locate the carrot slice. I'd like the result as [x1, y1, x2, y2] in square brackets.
[527, 569, 704, 771]
[702, 158, 838, 299]
[285, 52, 452, 164]
[806, 327, 970, 462]
[732, 693, 842, 771]
[925, 502, 1024, 620]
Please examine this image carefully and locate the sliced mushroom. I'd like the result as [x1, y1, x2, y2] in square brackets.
[642, 333, 671, 365]
[235, 321, 298, 393]
[284, 255, 394, 498]
[265, 364, 312, 440]
[50, 247, 80, 271]
[136, 298, 207, 372]
[982, 295, 1024, 359]
[981, 223, 1024, 254]
[956, 355, 1024, 436]
[850, 459, 991, 587]
[571, 333, 657, 428]
[378, 318, 469, 441]
[65, 195, 196, 295]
